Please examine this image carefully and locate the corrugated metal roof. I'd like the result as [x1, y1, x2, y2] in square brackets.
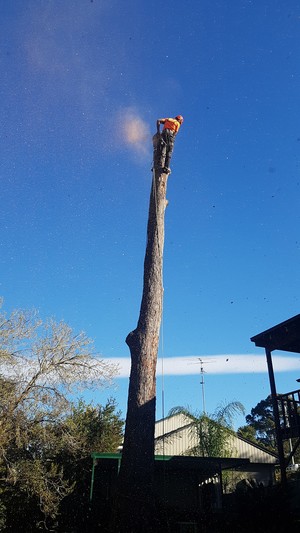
[154, 414, 278, 464]
[155, 413, 192, 439]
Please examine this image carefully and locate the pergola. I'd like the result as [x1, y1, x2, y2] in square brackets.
[251, 314, 300, 484]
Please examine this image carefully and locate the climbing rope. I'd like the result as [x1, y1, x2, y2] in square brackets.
[151, 164, 166, 458]
[151, 144, 171, 527]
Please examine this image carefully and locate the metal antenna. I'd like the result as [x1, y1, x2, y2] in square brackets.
[189, 357, 215, 414]
[199, 359, 206, 414]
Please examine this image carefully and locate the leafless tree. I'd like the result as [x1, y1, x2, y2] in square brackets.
[114, 134, 169, 531]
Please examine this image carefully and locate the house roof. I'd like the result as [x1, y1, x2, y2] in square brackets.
[250, 314, 300, 353]
[154, 413, 278, 464]
[91, 452, 249, 473]
[156, 455, 250, 472]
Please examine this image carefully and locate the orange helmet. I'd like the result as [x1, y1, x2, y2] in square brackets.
[175, 115, 184, 124]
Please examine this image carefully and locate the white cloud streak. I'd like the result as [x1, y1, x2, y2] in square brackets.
[106, 354, 300, 378]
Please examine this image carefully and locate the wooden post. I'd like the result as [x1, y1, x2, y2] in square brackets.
[265, 348, 287, 485]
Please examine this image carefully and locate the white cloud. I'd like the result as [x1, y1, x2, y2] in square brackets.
[106, 354, 300, 378]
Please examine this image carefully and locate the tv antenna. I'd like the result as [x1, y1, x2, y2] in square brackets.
[189, 357, 215, 414]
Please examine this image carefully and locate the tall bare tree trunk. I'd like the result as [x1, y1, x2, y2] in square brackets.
[113, 134, 169, 531]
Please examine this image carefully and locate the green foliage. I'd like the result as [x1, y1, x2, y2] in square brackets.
[66, 397, 123, 454]
[237, 424, 257, 443]
[0, 301, 122, 531]
[238, 395, 300, 465]
[0, 395, 124, 531]
[55, 398, 124, 532]
[241, 395, 276, 450]
[169, 401, 245, 457]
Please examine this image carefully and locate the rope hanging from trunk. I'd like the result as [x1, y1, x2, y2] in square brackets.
[152, 167, 166, 458]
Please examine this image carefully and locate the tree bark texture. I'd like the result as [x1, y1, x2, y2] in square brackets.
[113, 134, 169, 531]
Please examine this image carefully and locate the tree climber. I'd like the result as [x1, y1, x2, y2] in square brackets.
[156, 115, 184, 174]
[156, 115, 184, 173]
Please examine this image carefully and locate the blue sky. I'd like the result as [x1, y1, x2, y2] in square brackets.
[1, 0, 300, 429]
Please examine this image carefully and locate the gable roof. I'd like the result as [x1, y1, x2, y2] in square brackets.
[154, 413, 277, 464]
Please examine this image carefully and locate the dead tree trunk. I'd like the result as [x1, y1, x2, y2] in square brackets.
[113, 134, 169, 531]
